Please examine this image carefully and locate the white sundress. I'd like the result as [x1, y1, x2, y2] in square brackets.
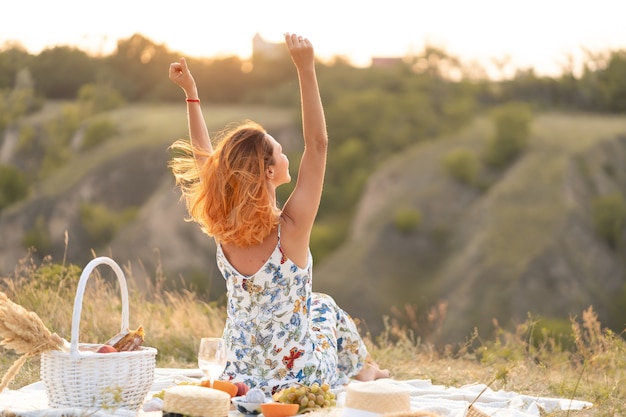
[216, 228, 368, 395]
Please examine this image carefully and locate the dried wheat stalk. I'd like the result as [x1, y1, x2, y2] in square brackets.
[0, 291, 68, 392]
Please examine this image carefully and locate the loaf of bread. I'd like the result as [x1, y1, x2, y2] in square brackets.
[163, 384, 230, 417]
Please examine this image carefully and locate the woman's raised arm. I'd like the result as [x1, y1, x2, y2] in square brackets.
[168, 57, 212, 157]
[281, 34, 328, 239]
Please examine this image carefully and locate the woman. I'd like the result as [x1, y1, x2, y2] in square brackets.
[168, 33, 389, 394]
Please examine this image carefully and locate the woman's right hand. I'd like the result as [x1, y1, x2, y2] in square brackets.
[168, 57, 198, 98]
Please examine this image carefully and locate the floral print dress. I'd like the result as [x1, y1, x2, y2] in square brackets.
[217, 229, 368, 395]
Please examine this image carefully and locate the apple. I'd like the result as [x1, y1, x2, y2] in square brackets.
[234, 382, 249, 397]
[97, 344, 117, 353]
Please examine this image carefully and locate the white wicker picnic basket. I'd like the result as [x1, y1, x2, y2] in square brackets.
[40, 256, 157, 411]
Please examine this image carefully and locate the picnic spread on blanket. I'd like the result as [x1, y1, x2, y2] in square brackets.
[0, 257, 594, 417]
[0, 369, 593, 417]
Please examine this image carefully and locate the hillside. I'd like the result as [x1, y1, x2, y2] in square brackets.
[2, 106, 626, 345]
[0, 102, 298, 297]
[313, 113, 626, 344]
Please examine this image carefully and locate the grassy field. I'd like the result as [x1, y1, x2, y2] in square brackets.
[1, 253, 625, 416]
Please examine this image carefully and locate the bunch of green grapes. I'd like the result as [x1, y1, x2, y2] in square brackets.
[276, 382, 336, 411]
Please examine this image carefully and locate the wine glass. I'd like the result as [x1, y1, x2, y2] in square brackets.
[198, 337, 227, 386]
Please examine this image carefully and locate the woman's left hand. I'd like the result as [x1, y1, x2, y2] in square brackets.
[284, 33, 315, 70]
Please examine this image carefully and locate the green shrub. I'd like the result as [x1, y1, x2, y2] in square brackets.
[79, 203, 138, 247]
[310, 222, 346, 261]
[591, 193, 626, 249]
[15, 124, 37, 155]
[29, 262, 83, 292]
[44, 104, 81, 145]
[529, 317, 575, 352]
[77, 84, 125, 115]
[81, 117, 117, 150]
[0, 164, 28, 210]
[443, 147, 481, 186]
[0, 77, 39, 131]
[483, 102, 532, 168]
[38, 145, 73, 180]
[393, 205, 422, 234]
[39, 104, 80, 178]
[22, 215, 52, 254]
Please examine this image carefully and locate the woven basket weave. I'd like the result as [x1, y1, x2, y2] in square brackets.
[41, 257, 157, 411]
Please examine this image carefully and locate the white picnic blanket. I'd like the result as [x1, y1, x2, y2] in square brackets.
[340, 378, 592, 417]
[0, 368, 592, 417]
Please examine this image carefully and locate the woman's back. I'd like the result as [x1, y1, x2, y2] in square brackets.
[219, 228, 279, 277]
[220, 215, 313, 276]
[218, 227, 368, 393]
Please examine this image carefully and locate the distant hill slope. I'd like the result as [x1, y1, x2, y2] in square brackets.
[0, 103, 297, 298]
[313, 113, 626, 344]
[2, 106, 626, 345]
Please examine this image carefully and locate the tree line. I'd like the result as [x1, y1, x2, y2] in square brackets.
[1, 33, 625, 109]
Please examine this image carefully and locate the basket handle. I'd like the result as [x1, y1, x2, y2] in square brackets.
[70, 256, 130, 356]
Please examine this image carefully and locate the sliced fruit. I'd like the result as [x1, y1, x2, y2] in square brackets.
[260, 403, 299, 417]
[200, 379, 238, 397]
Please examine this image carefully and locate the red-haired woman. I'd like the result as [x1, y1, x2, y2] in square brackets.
[168, 33, 389, 394]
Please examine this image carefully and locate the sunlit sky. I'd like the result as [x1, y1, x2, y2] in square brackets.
[3, 0, 626, 78]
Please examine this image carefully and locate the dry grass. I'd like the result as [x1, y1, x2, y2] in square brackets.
[1, 253, 625, 416]
[365, 305, 626, 417]
[0, 291, 66, 391]
[0, 252, 225, 388]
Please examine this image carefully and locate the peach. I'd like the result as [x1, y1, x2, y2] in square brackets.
[96, 344, 117, 353]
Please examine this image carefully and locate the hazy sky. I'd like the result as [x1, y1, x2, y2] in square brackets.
[3, 0, 626, 78]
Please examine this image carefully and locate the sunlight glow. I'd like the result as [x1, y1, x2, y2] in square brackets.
[4, 0, 626, 78]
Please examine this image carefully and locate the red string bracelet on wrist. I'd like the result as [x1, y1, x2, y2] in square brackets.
[186, 99, 200, 103]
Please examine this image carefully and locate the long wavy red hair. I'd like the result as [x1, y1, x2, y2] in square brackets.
[169, 120, 280, 246]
